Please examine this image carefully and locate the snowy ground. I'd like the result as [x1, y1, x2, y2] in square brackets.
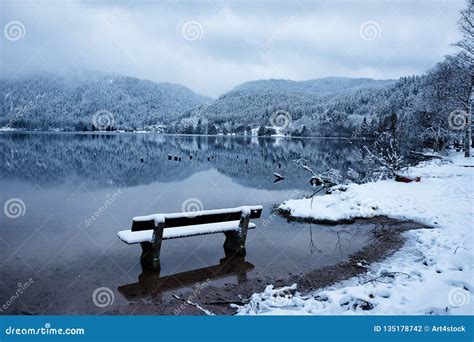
[236, 152, 473, 315]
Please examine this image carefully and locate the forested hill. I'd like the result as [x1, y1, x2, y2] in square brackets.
[179, 77, 396, 135]
[1, 64, 467, 145]
[232, 77, 395, 95]
[0, 71, 210, 131]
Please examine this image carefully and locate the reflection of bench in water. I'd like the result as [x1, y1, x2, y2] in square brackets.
[118, 256, 254, 301]
[117, 205, 262, 271]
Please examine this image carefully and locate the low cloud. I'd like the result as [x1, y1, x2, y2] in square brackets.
[0, 0, 464, 96]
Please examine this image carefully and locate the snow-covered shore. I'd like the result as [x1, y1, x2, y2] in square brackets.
[236, 152, 473, 315]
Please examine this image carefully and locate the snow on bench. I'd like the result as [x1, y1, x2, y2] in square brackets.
[117, 205, 262, 270]
[117, 221, 257, 244]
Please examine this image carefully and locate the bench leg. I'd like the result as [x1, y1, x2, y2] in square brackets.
[223, 211, 250, 257]
[140, 242, 161, 271]
[140, 222, 165, 271]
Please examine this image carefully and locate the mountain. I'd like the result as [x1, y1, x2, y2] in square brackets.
[232, 77, 395, 95]
[0, 71, 210, 131]
[0, 73, 419, 138]
[181, 77, 396, 135]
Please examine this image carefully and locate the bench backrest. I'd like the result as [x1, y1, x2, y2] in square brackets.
[131, 206, 262, 232]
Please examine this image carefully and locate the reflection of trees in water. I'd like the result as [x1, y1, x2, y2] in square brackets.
[0, 133, 368, 189]
[318, 224, 372, 258]
[309, 226, 322, 254]
[0, 133, 206, 188]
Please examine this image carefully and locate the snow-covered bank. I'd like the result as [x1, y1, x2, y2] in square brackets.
[236, 153, 473, 315]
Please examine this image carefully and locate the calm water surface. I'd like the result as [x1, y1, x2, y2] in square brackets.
[0, 132, 375, 314]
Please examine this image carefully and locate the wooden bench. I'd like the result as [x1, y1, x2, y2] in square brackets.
[117, 205, 263, 270]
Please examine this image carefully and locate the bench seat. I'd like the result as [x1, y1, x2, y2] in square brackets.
[118, 220, 256, 245]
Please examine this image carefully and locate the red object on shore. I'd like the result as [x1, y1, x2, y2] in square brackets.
[395, 174, 421, 183]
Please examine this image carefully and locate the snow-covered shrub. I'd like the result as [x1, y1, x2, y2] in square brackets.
[362, 132, 406, 181]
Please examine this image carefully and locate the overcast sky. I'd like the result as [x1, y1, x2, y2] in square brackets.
[0, 0, 466, 96]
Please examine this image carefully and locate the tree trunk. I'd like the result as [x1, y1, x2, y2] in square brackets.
[466, 78, 473, 157]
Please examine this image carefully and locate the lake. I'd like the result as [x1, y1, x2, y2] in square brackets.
[0, 132, 381, 314]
